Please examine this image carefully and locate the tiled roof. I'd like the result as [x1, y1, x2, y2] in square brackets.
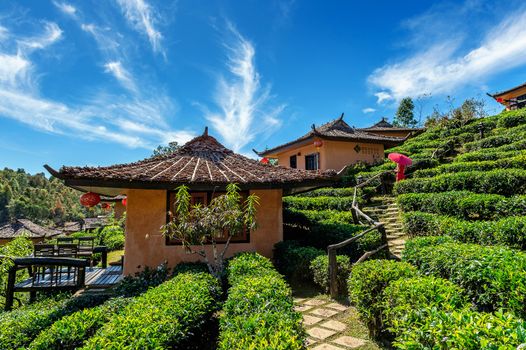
[0, 219, 61, 239]
[46, 129, 335, 189]
[83, 217, 110, 230]
[491, 82, 526, 97]
[359, 117, 424, 132]
[255, 115, 404, 156]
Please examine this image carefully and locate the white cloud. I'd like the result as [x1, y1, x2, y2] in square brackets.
[53, 1, 77, 16]
[17, 22, 62, 51]
[369, 9, 526, 102]
[116, 0, 163, 55]
[205, 24, 284, 152]
[374, 92, 393, 104]
[0, 26, 8, 41]
[104, 61, 137, 92]
[362, 107, 376, 113]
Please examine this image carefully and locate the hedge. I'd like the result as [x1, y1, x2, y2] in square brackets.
[218, 253, 305, 350]
[310, 254, 351, 293]
[454, 149, 526, 163]
[403, 212, 526, 249]
[497, 108, 526, 128]
[296, 187, 355, 197]
[29, 297, 130, 350]
[283, 196, 354, 211]
[347, 260, 416, 335]
[83, 272, 221, 349]
[393, 169, 526, 196]
[0, 294, 107, 349]
[463, 131, 526, 152]
[0, 237, 33, 308]
[273, 240, 324, 281]
[283, 208, 356, 227]
[403, 238, 526, 317]
[397, 191, 526, 220]
[412, 155, 526, 178]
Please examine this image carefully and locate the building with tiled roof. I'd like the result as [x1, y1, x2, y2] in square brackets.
[0, 219, 61, 245]
[45, 128, 335, 275]
[254, 114, 406, 172]
[489, 82, 526, 110]
[358, 117, 424, 138]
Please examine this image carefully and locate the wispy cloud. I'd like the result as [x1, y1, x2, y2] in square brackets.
[362, 107, 376, 114]
[205, 23, 284, 152]
[52, 1, 77, 17]
[115, 0, 163, 55]
[0, 25, 8, 41]
[104, 61, 137, 92]
[369, 7, 526, 102]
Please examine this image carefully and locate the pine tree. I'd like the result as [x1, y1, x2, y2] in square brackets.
[394, 97, 417, 127]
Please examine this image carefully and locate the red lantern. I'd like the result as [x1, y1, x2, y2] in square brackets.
[80, 192, 101, 207]
[260, 157, 269, 164]
[496, 97, 504, 103]
[314, 139, 323, 148]
[101, 202, 111, 210]
[122, 197, 127, 206]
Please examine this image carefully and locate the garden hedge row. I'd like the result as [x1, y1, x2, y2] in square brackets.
[283, 196, 354, 211]
[403, 212, 526, 249]
[463, 129, 526, 152]
[0, 294, 107, 349]
[497, 108, 526, 128]
[29, 297, 130, 350]
[397, 191, 526, 220]
[83, 271, 221, 349]
[296, 187, 354, 198]
[393, 169, 526, 196]
[412, 155, 526, 178]
[403, 238, 526, 318]
[0, 236, 33, 308]
[283, 208, 356, 227]
[310, 254, 351, 294]
[218, 253, 305, 350]
[454, 149, 526, 163]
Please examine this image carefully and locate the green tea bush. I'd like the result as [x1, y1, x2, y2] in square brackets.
[397, 191, 526, 220]
[273, 241, 324, 281]
[455, 149, 526, 162]
[29, 297, 130, 350]
[413, 156, 526, 178]
[393, 308, 526, 349]
[310, 254, 351, 293]
[283, 196, 354, 211]
[98, 225, 125, 251]
[403, 239, 526, 317]
[296, 187, 354, 197]
[348, 260, 416, 334]
[464, 134, 520, 152]
[0, 294, 107, 349]
[112, 262, 171, 297]
[394, 169, 526, 196]
[219, 253, 305, 350]
[497, 108, 526, 128]
[83, 272, 221, 349]
[403, 212, 526, 249]
[0, 237, 33, 308]
[283, 208, 356, 227]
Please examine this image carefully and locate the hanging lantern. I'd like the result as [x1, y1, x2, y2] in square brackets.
[122, 197, 127, 206]
[496, 97, 504, 103]
[314, 139, 323, 149]
[260, 157, 269, 164]
[101, 202, 111, 210]
[80, 192, 101, 207]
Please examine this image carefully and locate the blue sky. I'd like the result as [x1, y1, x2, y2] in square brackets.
[0, 0, 524, 174]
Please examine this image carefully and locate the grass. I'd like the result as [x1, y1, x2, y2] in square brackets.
[97, 250, 124, 267]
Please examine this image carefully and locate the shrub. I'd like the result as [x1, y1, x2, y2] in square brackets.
[83, 272, 221, 349]
[394, 308, 526, 349]
[0, 294, 107, 349]
[98, 225, 125, 250]
[394, 169, 526, 196]
[219, 253, 305, 350]
[310, 255, 351, 293]
[283, 196, 354, 211]
[413, 156, 526, 178]
[0, 237, 33, 308]
[348, 260, 416, 335]
[273, 241, 324, 281]
[403, 212, 526, 249]
[283, 208, 356, 227]
[296, 187, 355, 197]
[112, 262, 171, 297]
[29, 297, 130, 350]
[497, 108, 526, 128]
[403, 239, 526, 317]
[455, 149, 526, 162]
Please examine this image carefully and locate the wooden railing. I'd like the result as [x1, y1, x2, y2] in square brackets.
[327, 171, 393, 298]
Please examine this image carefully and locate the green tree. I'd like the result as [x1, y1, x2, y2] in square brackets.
[161, 184, 259, 278]
[394, 97, 417, 127]
[152, 141, 180, 157]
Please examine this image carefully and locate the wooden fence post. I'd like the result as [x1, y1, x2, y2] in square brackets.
[351, 207, 359, 224]
[328, 247, 338, 299]
[5, 266, 16, 311]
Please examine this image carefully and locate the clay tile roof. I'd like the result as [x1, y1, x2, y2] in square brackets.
[255, 114, 404, 156]
[359, 117, 424, 132]
[490, 82, 526, 97]
[46, 130, 335, 189]
[0, 219, 61, 239]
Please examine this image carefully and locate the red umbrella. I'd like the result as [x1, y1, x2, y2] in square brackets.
[388, 153, 413, 166]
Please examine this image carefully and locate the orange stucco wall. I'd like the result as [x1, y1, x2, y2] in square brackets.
[123, 188, 283, 275]
[113, 202, 126, 220]
[274, 140, 384, 172]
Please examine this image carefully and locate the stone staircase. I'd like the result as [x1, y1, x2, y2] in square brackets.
[362, 197, 406, 258]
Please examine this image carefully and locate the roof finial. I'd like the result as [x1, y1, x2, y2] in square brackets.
[339, 113, 344, 121]
[203, 126, 208, 136]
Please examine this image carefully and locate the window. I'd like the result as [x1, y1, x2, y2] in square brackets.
[290, 155, 297, 168]
[305, 153, 319, 170]
[166, 191, 250, 245]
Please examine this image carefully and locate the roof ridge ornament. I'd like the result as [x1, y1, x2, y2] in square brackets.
[338, 112, 344, 121]
[203, 126, 209, 136]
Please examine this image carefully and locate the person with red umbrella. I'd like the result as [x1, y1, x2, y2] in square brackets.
[388, 153, 413, 181]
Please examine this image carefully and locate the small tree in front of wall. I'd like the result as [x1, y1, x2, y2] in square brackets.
[161, 183, 259, 279]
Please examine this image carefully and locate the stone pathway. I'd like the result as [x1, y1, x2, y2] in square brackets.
[294, 296, 379, 350]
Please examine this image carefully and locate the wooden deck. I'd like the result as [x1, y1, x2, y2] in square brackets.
[14, 265, 123, 290]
